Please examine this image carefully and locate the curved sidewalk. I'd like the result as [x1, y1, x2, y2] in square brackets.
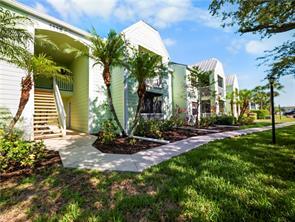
[45, 122, 295, 172]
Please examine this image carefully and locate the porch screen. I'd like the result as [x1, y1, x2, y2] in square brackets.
[142, 92, 162, 113]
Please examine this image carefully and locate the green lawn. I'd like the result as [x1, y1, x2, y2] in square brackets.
[239, 116, 295, 129]
[1, 126, 295, 221]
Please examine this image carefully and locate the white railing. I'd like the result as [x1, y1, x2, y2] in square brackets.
[53, 78, 66, 137]
[218, 86, 225, 97]
[146, 78, 163, 89]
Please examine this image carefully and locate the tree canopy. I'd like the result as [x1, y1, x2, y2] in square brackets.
[209, 0, 295, 78]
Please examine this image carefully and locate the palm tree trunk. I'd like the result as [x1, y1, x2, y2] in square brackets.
[130, 83, 146, 135]
[195, 100, 200, 127]
[103, 66, 127, 136]
[231, 100, 234, 117]
[8, 75, 33, 135]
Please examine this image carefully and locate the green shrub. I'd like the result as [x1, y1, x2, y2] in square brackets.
[160, 116, 184, 131]
[99, 120, 117, 144]
[200, 116, 216, 128]
[250, 109, 270, 119]
[214, 115, 236, 125]
[135, 119, 162, 139]
[0, 135, 46, 173]
[238, 116, 255, 125]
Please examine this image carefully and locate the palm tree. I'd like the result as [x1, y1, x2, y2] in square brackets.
[0, 7, 32, 65]
[187, 66, 213, 127]
[237, 89, 253, 122]
[8, 54, 71, 134]
[66, 29, 128, 136]
[127, 50, 167, 134]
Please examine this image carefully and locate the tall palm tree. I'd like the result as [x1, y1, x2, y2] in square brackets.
[127, 50, 167, 134]
[8, 54, 71, 133]
[0, 7, 32, 65]
[66, 29, 128, 136]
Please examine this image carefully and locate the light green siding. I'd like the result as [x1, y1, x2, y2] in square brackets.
[111, 67, 125, 128]
[70, 56, 89, 132]
[171, 63, 187, 114]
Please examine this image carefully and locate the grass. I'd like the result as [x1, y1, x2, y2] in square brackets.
[239, 115, 294, 129]
[1, 125, 295, 221]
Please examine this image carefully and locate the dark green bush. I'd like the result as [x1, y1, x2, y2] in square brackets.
[99, 119, 118, 144]
[160, 116, 184, 131]
[0, 133, 46, 173]
[135, 119, 162, 139]
[214, 115, 236, 125]
[250, 109, 270, 119]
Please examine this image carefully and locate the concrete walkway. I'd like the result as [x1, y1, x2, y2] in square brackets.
[45, 122, 295, 172]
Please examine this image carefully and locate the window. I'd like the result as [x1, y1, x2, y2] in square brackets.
[218, 75, 223, 88]
[142, 92, 162, 113]
[201, 100, 211, 113]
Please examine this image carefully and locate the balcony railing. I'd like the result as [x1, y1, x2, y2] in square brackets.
[146, 78, 163, 89]
[199, 87, 211, 97]
[56, 78, 73, 92]
[218, 86, 224, 97]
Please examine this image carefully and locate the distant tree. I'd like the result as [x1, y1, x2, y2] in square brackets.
[209, 0, 295, 78]
[187, 66, 214, 127]
[127, 50, 168, 135]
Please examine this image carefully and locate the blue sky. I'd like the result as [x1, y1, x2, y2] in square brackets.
[19, 0, 295, 106]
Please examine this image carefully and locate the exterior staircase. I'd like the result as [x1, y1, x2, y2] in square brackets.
[34, 90, 63, 140]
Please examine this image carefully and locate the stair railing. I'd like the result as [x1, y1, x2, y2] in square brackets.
[53, 78, 66, 137]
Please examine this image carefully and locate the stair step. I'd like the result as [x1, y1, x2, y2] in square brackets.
[34, 102, 56, 106]
[34, 120, 58, 124]
[34, 129, 61, 134]
[34, 113, 58, 116]
[34, 125, 51, 129]
[35, 106, 56, 109]
[34, 116, 59, 120]
[34, 99, 55, 102]
[34, 133, 62, 140]
[34, 110, 57, 113]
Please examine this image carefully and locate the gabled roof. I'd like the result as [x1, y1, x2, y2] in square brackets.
[122, 20, 169, 58]
[1, 0, 90, 38]
[226, 75, 236, 86]
[191, 58, 219, 72]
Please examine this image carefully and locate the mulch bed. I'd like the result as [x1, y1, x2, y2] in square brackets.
[93, 126, 239, 154]
[0, 150, 62, 180]
[162, 128, 208, 142]
[93, 137, 161, 154]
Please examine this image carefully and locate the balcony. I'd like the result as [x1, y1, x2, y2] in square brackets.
[146, 78, 163, 89]
[35, 76, 73, 92]
[218, 86, 224, 98]
[199, 86, 211, 97]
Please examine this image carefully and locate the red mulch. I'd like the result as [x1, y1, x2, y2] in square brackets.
[93, 137, 161, 154]
[0, 150, 61, 180]
[162, 128, 208, 142]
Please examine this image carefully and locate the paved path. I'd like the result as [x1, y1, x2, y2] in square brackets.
[45, 122, 295, 172]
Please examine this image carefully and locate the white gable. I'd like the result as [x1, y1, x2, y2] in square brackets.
[122, 21, 169, 61]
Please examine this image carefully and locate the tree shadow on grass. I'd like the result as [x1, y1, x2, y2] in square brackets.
[1, 126, 295, 221]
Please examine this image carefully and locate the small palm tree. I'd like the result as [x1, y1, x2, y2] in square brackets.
[237, 89, 253, 122]
[66, 29, 128, 136]
[8, 54, 71, 133]
[127, 50, 168, 134]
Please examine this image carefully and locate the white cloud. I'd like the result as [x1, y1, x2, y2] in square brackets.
[46, 0, 117, 19]
[163, 38, 176, 46]
[226, 39, 247, 54]
[245, 40, 273, 55]
[34, 2, 48, 14]
[45, 0, 223, 30]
